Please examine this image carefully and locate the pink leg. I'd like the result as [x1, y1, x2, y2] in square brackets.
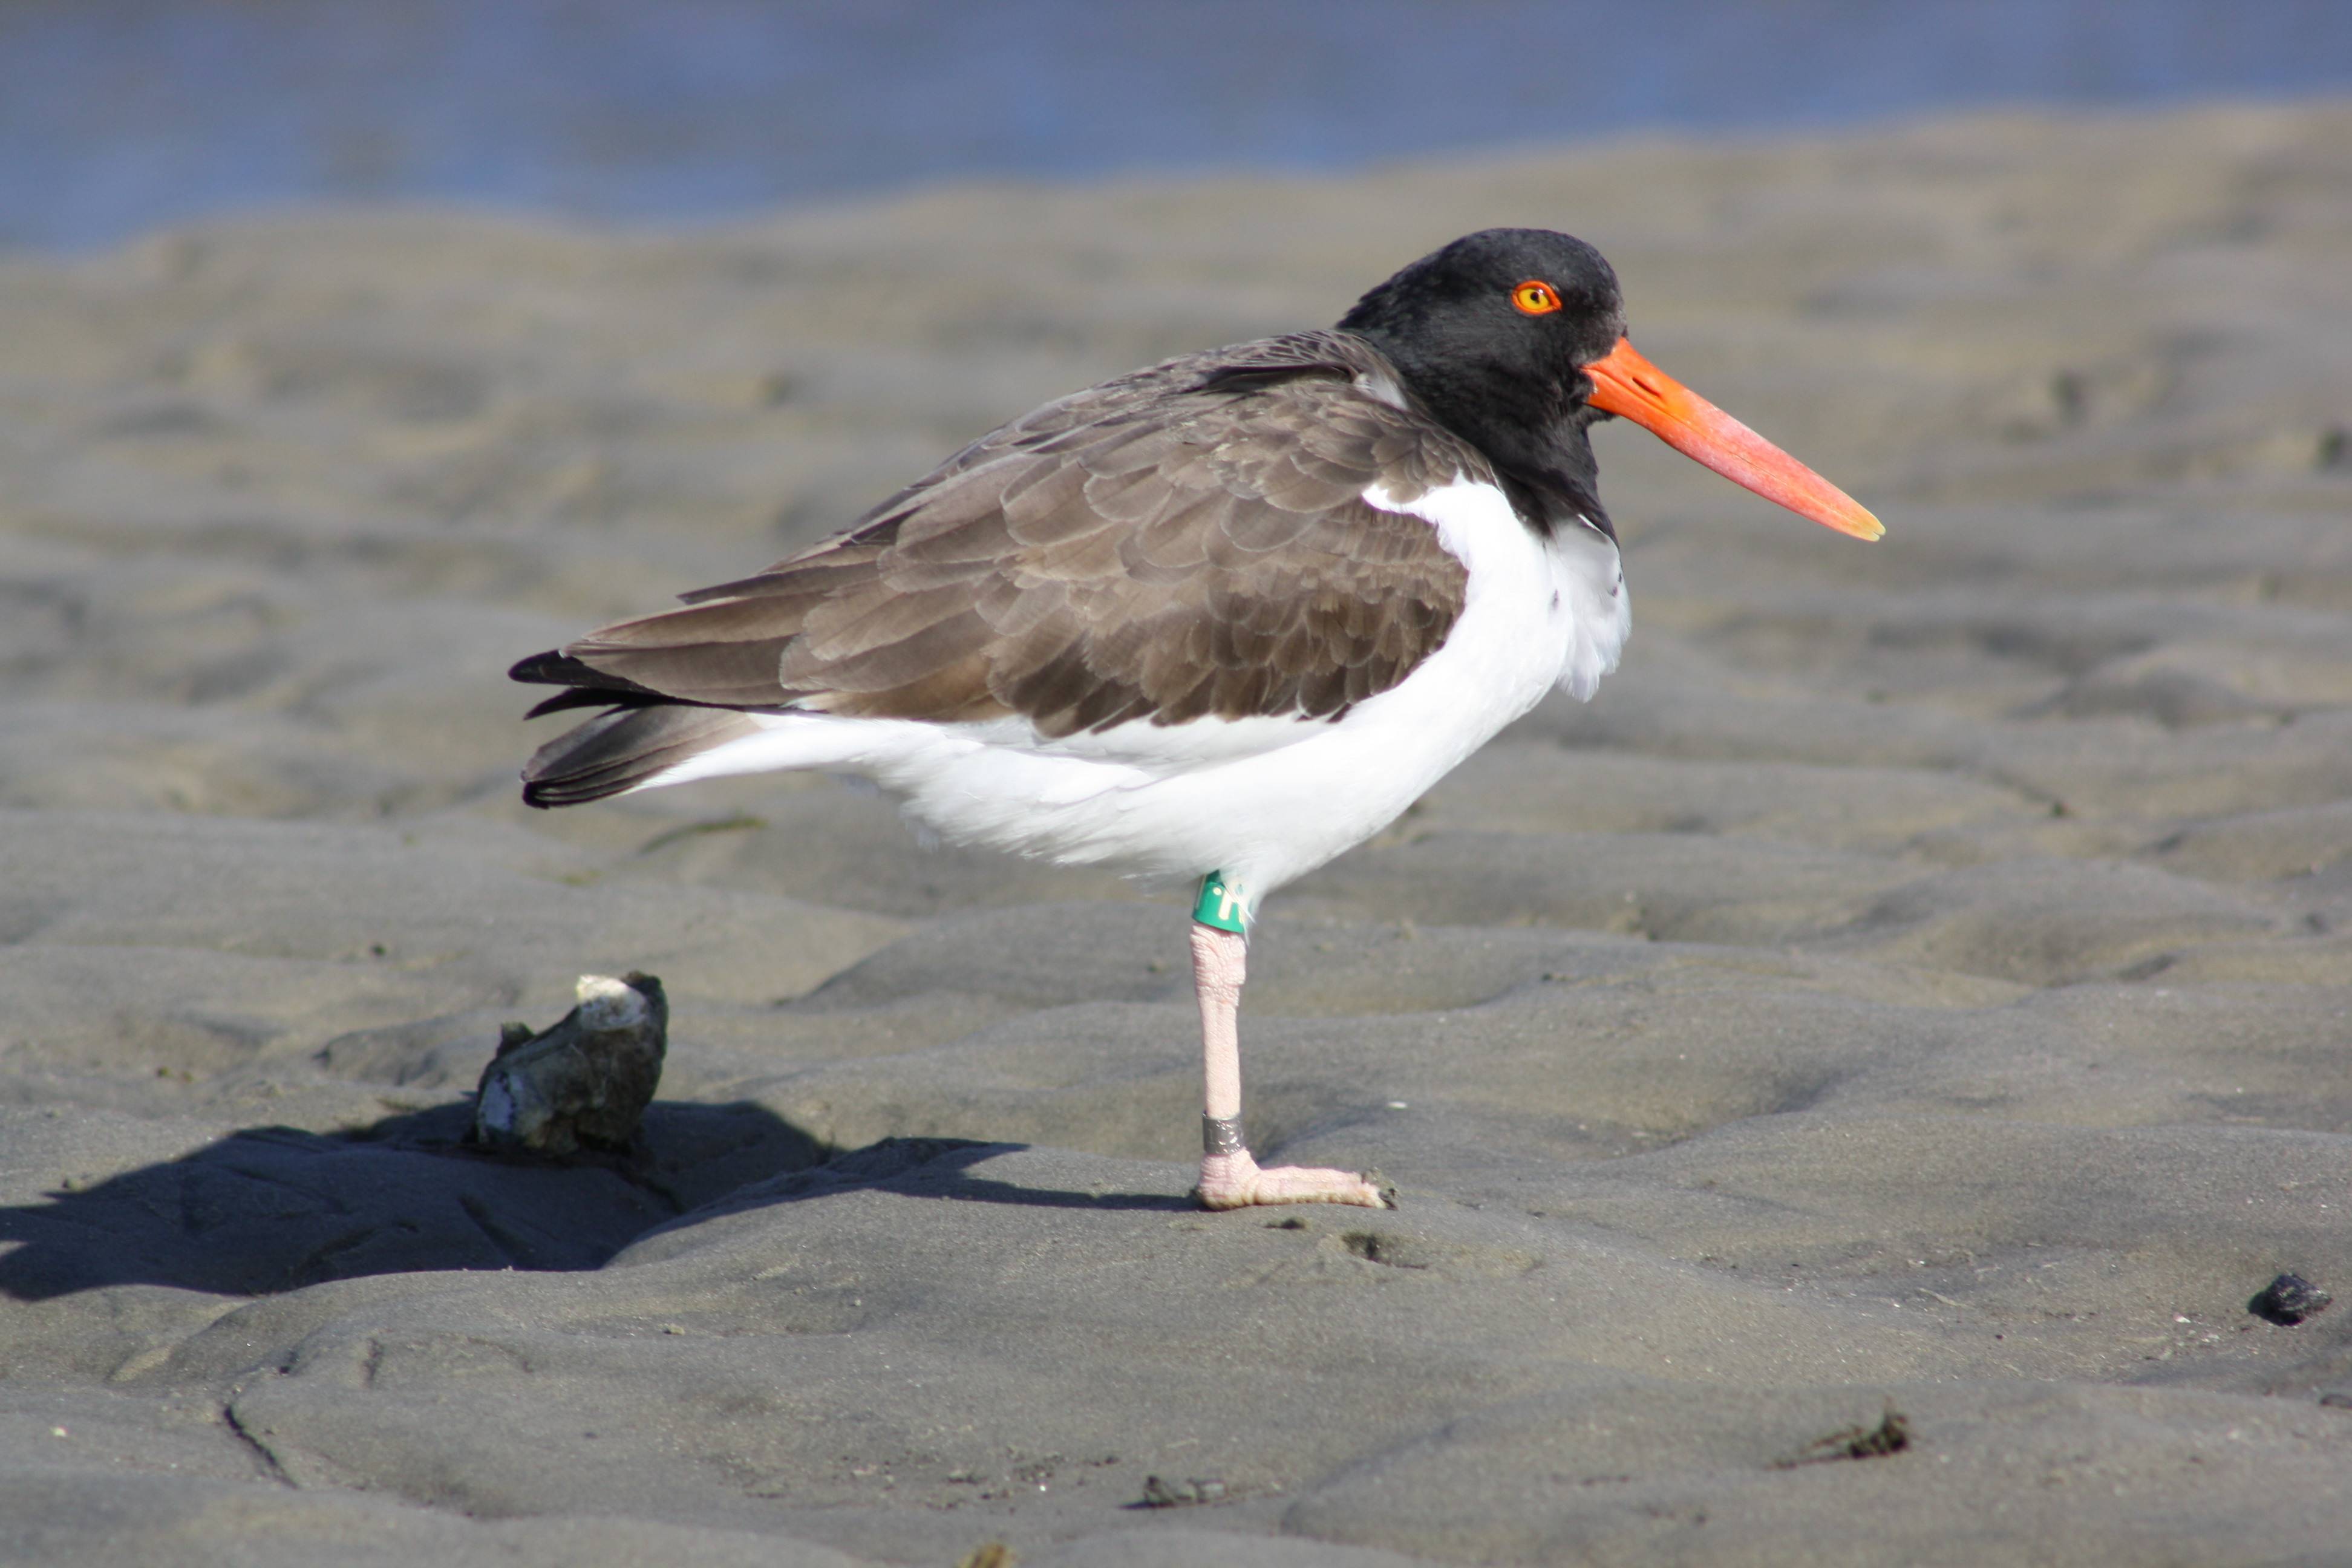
[1188, 921, 1394, 1210]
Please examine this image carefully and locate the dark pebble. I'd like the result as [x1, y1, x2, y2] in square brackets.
[2250, 1273, 2333, 1326]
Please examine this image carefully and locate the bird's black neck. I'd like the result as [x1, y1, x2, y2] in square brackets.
[1345, 327, 1614, 541]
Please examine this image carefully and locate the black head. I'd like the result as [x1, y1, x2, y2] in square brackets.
[1340, 228, 1888, 547]
[1338, 229, 1628, 528]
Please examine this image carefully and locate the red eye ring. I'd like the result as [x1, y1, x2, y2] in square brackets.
[1511, 279, 1561, 316]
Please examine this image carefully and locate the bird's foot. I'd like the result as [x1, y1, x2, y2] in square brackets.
[1194, 1149, 1396, 1210]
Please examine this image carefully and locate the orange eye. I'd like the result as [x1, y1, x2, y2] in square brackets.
[1511, 279, 1561, 316]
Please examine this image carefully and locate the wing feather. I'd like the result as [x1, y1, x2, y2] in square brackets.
[524, 332, 1479, 737]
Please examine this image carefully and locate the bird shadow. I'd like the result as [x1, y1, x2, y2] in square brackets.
[0, 1100, 1187, 1304]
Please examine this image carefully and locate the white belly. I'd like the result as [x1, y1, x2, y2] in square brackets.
[642, 479, 1629, 913]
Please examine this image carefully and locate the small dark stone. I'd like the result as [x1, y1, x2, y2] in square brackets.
[1137, 1475, 1227, 1508]
[2250, 1273, 2332, 1326]
[1849, 1408, 1910, 1457]
[1775, 1402, 1911, 1468]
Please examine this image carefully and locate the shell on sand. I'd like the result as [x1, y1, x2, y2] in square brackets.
[474, 973, 668, 1155]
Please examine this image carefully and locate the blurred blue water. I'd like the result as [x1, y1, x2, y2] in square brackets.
[4, 0, 2347, 250]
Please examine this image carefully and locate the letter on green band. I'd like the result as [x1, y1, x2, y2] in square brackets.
[1193, 871, 1249, 933]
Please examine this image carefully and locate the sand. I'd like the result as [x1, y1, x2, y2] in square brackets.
[3, 102, 2351, 1566]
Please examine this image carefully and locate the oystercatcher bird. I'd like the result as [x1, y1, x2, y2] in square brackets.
[512, 229, 1880, 1210]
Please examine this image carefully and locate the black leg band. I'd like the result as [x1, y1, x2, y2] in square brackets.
[1201, 1114, 1245, 1156]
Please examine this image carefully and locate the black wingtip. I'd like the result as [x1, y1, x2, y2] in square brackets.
[524, 687, 633, 720]
[511, 649, 668, 720]
[509, 648, 586, 686]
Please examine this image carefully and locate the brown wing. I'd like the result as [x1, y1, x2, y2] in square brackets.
[553, 333, 1481, 738]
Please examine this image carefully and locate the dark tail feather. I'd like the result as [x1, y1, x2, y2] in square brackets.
[511, 648, 658, 695]
[524, 685, 652, 720]
[512, 647, 675, 718]
[520, 705, 760, 809]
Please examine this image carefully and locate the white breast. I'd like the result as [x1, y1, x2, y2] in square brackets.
[1370, 476, 1630, 706]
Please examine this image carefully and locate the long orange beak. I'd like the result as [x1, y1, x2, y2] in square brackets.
[1583, 337, 1883, 541]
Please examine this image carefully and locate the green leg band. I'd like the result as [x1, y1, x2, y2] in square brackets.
[1193, 871, 1250, 933]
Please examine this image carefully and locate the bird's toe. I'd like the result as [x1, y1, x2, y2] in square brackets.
[1195, 1149, 1394, 1210]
